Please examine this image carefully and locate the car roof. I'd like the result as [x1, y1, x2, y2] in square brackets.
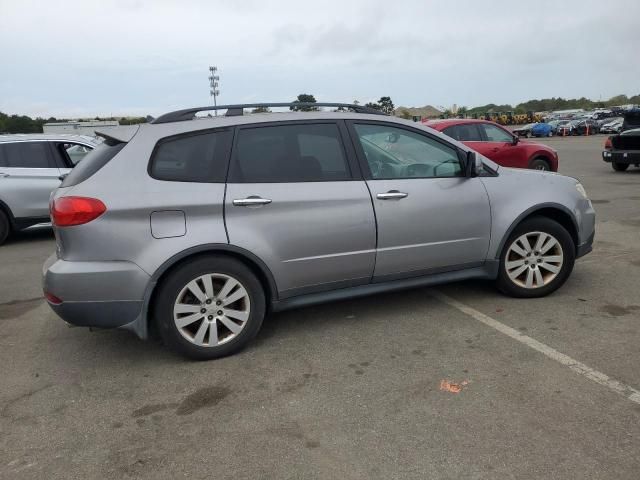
[425, 118, 500, 130]
[0, 133, 99, 145]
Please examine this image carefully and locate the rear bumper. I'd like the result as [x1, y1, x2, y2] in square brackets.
[602, 150, 640, 164]
[42, 254, 150, 329]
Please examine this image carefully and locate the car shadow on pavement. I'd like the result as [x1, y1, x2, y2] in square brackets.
[5, 226, 54, 245]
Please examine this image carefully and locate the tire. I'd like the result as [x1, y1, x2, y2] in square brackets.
[529, 157, 551, 171]
[0, 210, 10, 246]
[496, 216, 575, 298]
[547, 131, 553, 137]
[612, 162, 629, 172]
[155, 255, 266, 360]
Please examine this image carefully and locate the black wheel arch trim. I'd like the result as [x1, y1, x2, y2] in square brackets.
[133, 243, 279, 340]
[0, 198, 16, 228]
[495, 203, 579, 260]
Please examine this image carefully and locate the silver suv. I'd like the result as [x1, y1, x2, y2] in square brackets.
[42, 103, 595, 359]
[0, 134, 98, 244]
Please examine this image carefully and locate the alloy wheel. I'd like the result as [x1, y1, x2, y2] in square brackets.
[505, 231, 564, 289]
[173, 273, 251, 347]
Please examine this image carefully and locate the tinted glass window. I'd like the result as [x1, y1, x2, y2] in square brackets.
[230, 123, 350, 183]
[354, 124, 462, 179]
[150, 130, 232, 182]
[60, 139, 125, 187]
[443, 124, 483, 141]
[481, 124, 513, 142]
[0, 142, 52, 168]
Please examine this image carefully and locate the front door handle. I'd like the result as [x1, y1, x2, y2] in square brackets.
[233, 196, 272, 207]
[377, 191, 408, 200]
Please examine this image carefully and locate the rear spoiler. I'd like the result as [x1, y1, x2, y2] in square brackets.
[94, 125, 140, 143]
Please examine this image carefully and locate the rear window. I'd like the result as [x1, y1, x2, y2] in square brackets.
[0, 142, 53, 168]
[60, 139, 125, 187]
[443, 124, 483, 142]
[229, 123, 350, 183]
[149, 129, 232, 182]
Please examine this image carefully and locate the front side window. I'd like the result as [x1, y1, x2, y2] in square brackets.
[354, 124, 462, 179]
[0, 142, 52, 168]
[481, 124, 514, 143]
[443, 124, 483, 142]
[229, 123, 350, 182]
[150, 130, 232, 182]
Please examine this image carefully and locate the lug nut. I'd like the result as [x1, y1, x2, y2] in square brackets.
[200, 308, 206, 314]
[217, 310, 223, 315]
[208, 315, 213, 320]
[216, 301, 222, 306]
[206, 299, 212, 304]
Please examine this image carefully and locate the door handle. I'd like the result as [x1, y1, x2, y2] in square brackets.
[491, 147, 500, 152]
[377, 191, 408, 200]
[233, 196, 272, 206]
[0, 172, 9, 178]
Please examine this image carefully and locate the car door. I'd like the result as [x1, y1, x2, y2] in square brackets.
[224, 121, 376, 298]
[348, 121, 491, 280]
[477, 123, 528, 168]
[442, 123, 495, 159]
[0, 141, 61, 219]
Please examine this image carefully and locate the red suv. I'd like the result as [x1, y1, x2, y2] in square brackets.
[426, 119, 559, 171]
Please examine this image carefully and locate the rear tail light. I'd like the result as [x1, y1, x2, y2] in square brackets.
[51, 196, 106, 227]
[44, 292, 62, 305]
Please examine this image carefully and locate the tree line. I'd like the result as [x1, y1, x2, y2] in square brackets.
[2, 93, 638, 133]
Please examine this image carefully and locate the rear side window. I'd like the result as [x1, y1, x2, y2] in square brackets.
[0, 142, 53, 168]
[443, 124, 483, 142]
[229, 123, 350, 183]
[149, 130, 232, 182]
[60, 139, 125, 187]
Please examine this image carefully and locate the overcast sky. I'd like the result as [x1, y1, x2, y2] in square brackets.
[1, 0, 638, 118]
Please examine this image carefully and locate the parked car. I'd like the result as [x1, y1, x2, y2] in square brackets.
[531, 122, 555, 137]
[427, 119, 559, 171]
[569, 119, 599, 136]
[602, 109, 640, 172]
[512, 123, 536, 138]
[555, 120, 574, 136]
[599, 118, 624, 134]
[0, 134, 98, 244]
[42, 102, 594, 359]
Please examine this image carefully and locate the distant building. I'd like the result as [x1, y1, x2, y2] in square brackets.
[43, 120, 119, 136]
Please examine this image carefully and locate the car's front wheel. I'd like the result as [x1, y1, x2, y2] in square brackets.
[529, 157, 551, 170]
[612, 162, 629, 172]
[496, 217, 575, 298]
[155, 255, 266, 360]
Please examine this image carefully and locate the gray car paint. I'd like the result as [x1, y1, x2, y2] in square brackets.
[42, 111, 595, 339]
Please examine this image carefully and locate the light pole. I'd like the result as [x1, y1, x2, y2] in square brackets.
[208, 66, 220, 115]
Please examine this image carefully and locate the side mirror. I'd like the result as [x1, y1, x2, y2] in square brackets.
[466, 151, 483, 178]
[512, 135, 519, 145]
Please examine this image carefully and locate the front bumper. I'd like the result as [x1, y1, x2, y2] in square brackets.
[42, 254, 150, 329]
[576, 230, 594, 259]
[602, 150, 640, 164]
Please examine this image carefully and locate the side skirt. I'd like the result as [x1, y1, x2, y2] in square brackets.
[271, 262, 499, 312]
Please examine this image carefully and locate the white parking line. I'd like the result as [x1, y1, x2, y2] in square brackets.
[430, 290, 640, 405]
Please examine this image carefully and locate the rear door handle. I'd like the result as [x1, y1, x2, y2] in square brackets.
[377, 191, 408, 200]
[233, 196, 272, 206]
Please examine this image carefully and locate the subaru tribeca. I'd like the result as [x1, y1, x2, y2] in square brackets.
[42, 103, 595, 359]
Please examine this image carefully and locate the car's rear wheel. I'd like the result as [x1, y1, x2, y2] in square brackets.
[612, 162, 629, 172]
[155, 255, 266, 360]
[529, 157, 551, 171]
[497, 217, 575, 298]
[0, 210, 10, 246]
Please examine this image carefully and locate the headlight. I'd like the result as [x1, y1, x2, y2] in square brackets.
[575, 183, 588, 199]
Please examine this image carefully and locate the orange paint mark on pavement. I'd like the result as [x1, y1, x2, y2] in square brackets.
[440, 379, 469, 393]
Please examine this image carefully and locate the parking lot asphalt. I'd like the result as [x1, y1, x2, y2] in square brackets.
[2, 134, 640, 479]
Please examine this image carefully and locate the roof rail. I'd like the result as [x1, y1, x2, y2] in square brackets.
[151, 102, 386, 124]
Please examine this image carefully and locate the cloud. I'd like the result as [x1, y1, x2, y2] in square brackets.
[0, 0, 638, 117]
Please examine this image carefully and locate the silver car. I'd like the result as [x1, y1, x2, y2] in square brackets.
[0, 134, 98, 244]
[42, 103, 595, 359]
